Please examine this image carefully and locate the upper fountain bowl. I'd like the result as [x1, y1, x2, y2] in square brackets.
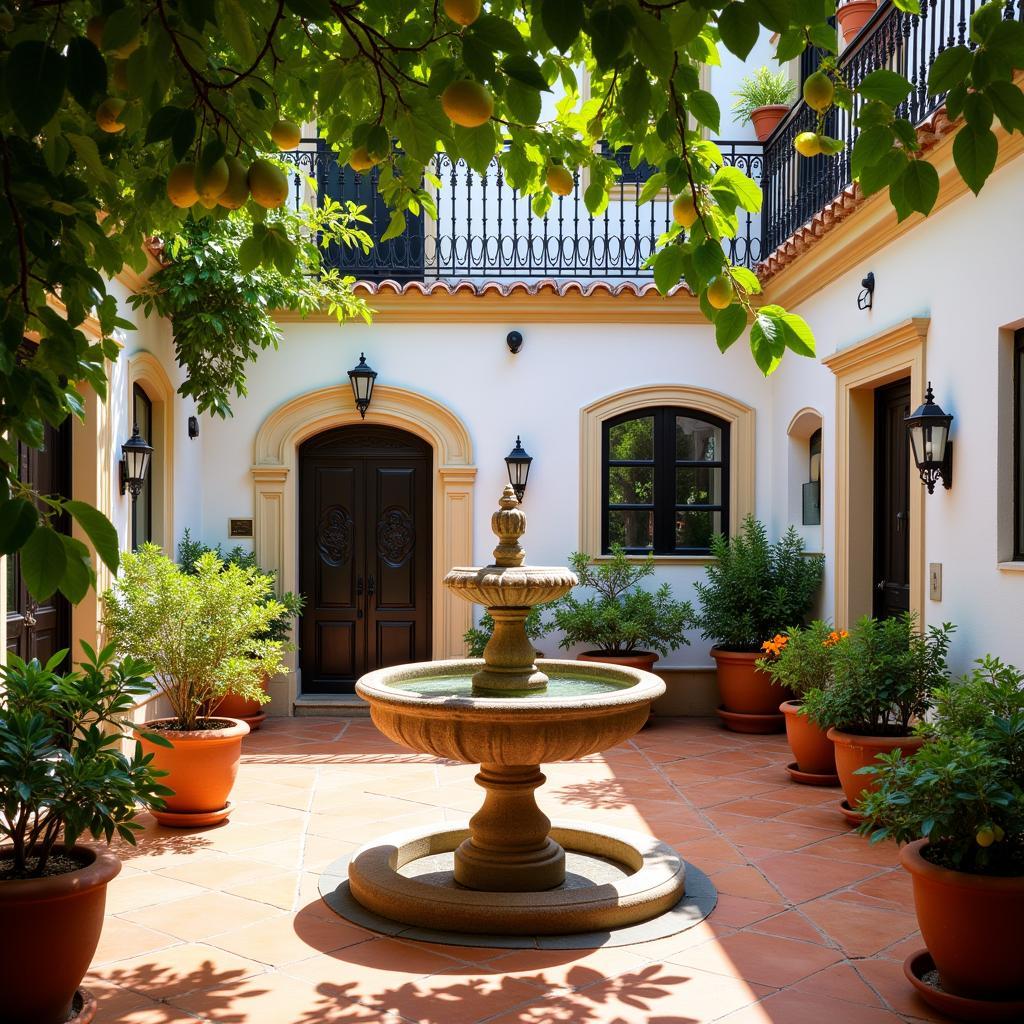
[443, 564, 576, 609]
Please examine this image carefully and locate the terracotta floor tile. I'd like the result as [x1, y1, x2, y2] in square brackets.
[708, 864, 785, 904]
[855, 958, 961, 1023]
[117, 890, 285, 942]
[668, 930, 843, 987]
[463, 945, 650, 990]
[756, 851, 882, 903]
[715, 988, 907, 1023]
[104, 872, 207, 915]
[92, 917, 179, 965]
[157, 854, 284, 890]
[206, 909, 373, 965]
[795, 961, 887, 1005]
[749, 909, 829, 945]
[715, 797, 809, 819]
[801, 896, 920, 957]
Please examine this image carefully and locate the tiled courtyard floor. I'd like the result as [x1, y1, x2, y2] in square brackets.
[87, 716, 958, 1023]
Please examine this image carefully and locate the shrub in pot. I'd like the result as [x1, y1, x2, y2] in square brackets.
[692, 517, 824, 733]
[465, 605, 548, 658]
[803, 612, 954, 817]
[550, 546, 693, 673]
[104, 544, 288, 826]
[731, 66, 796, 142]
[758, 622, 846, 782]
[0, 645, 170, 1024]
[178, 529, 304, 729]
[858, 656, 1024, 1015]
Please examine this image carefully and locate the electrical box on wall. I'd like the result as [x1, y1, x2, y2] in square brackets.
[929, 563, 943, 601]
[802, 480, 821, 526]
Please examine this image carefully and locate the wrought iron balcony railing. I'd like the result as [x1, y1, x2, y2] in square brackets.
[283, 141, 763, 284]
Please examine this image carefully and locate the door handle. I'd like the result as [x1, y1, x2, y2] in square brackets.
[356, 575, 363, 596]
[367, 575, 376, 599]
[896, 511, 908, 533]
[876, 579, 888, 591]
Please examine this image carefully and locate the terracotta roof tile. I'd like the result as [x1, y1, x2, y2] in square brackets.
[352, 277, 692, 298]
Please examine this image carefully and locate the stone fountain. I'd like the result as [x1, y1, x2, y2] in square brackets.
[344, 487, 688, 936]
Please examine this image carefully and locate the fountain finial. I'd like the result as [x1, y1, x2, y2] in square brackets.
[492, 485, 526, 567]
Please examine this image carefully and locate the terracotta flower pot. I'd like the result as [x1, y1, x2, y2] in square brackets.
[215, 675, 269, 731]
[139, 717, 249, 827]
[0, 845, 119, 1024]
[837, 0, 877, 44]
[750, 104, 790, 142]
[577, 651, 659, 673]
[900, 838, 1024, 1000]
[780, 700, 838, 777]
[827, 728, 925, 810]
[712, 648, 785, 734]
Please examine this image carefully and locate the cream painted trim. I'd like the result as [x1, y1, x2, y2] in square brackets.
[579, 384, 756, 559]
[824, 317, 929, 628]
[252, 384, 477, 708]
[997, 561, 1024, 573]
[787, 406, 823, 438]
[127, 352, 175, 551]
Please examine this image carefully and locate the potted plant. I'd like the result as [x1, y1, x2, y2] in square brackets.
[758, 621, 846, 784]
[836, 0, 877, 45]
[802, 612, 955, 821]
[177, 530, 304, 729]
[550, 546, 693, 673]
[731, 66, 796, 142]
[0, 644, 170, 1024]
[858, 655, 1024, 1019]
[465, 606, 548, 658]
[104, 544, 288, 827]
[693, 516, 824, 733]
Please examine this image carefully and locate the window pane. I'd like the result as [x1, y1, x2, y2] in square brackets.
[675, 466, 722, 506]
[607, 509, 654, 550]
[132, 387, 153, 549]
[609, 466, 654, 505]
[676, 416, 721, 461]
[675, 509, 721, 550]
[1018, 339, 1024, 555]
[608, 416, 654, 461]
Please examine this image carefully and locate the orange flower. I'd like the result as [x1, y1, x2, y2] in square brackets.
[823, 629, 849, 648]
[761, 634, 789, 657]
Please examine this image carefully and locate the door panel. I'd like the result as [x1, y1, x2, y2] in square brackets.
[873, 380, 911, 619]
[299, 427, 431, 694]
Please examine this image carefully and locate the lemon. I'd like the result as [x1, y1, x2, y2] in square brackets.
[95, 97, 127, 133]
[441, 80, 494, 128]
[85, 15, 105, 48]
[348, 146, 379, 172]
[166, 163, 199, 208]
[707, 276, 734, 310]
[546, 165, 574, 196]
[217, 156, 250, 209]
[976, 826, 996, 847]
[803, 71, 835, 114]
[247, 158, 289, 209]
[443, 0, 482, 25]
[271, 119, 302, 151]
[195, 157, 229, 202]
[672, 189, 699, 229]
[794, 131, 823, 157]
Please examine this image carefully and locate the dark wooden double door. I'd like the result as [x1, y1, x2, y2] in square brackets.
[6, 420, 71, 665]
[299, 426, 432, 694]
[874, 379, 911, 619]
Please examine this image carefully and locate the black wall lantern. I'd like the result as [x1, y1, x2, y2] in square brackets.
[119, 423, 153, 498]
[504, 436, 533, 502]
[906, 382, 953, 494]
[348, 352, 377, 418]
[506, 330, 523, 354]
[857, 271, 875, 310]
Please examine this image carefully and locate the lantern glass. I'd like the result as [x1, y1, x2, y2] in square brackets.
[348, 353, 377, 417]
[504, 436, 533, 502]
[120, 424, 153, 497]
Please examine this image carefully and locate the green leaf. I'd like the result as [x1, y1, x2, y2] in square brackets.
[744, 0, 791, 33]
[730, 265, 762, 295]
[750, 317, 782, 375]
[101, 7, 142, 54]
[851, 125, 895, 179]
[541, 0, 584, 51]
[670, 6, 706, 45]
[775, 28, 807, 62]
[284, 0, 332, 16]
[988, 80, 1024, 132]
[380, 209, 408, 243]
[927, 45, 974, 96]
[693, 240, 725, 287]
[504, 80, 542, 124]
[688, 90, 721, 134]
[237, 235, 262, 274]
[859, 69, 913, 107]
[858, 147, 908, 195]
[453, 121, 497, 174]
[637, 172, 668, 205]
[589, 3, 634, 67]
[145, 106, 193, 146]
[470, 14, 527, 54]
[778, 311, 816, 357]
[711, 166, 762, 213]
[900, 159, 940, 215]
[952, 123, 998, 194]
[985, 18, 1024, 62]
[621, 67, 652, 124]
[584, 180, 609, 216]
[219, 0, 257, 64]
[501, 55, 551, 92]
[653, 246, 685, 294]
[717, 4, 760, 61]
[20, 526, 67, 601]
[631, 12, 674, 76]
[0, 499, 38, 555]
[715, 304, 747, 351]
[65, 37, 107, 109]
[4, 41, 67, 135]
[65, 499, 120, 574]
[963, 91, 994, 130]
[59, 535, 93, 604]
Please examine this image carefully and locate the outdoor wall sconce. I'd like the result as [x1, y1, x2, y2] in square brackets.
[506, 330, 523, 354]
[504, 436, 533, 502]
[348, 352, 378, 418]
[188, 415, 200, 439]
[857, 272, 875, 310]
[119, 423, 153, 499]
[906, 383, 953, 494]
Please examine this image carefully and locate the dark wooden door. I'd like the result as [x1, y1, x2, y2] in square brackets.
[298, 426, 431, 694]
[6, 419, 72, 665]
[873, 379, 911, 619]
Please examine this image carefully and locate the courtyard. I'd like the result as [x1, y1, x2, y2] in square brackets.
[86, 717, 943, 1024]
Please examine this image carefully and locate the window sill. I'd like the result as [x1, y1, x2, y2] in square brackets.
[997, 561, 1024, 573]
[591, 553, 718, 566]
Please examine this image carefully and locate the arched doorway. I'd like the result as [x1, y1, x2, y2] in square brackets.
[298, 424, 432, 694]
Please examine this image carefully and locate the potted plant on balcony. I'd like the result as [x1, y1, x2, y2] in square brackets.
[104, 545, 287, 827]
[177, 530, 303, 730]
[802, 612, 955, 822]
[857, 655, 1024, 1020]
[836, 0, 877, 45]
[693, 517, 824, 733]
[551, 546, 693, 673]
[0, 644, 170, 1024]
[731, 66, 796, 142]
[758, 621, 846, 784]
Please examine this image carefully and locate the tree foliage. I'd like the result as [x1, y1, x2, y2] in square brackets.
[1, 0, 1022, 605]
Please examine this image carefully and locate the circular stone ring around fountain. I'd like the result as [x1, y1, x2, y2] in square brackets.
[344, 487, 688, 936]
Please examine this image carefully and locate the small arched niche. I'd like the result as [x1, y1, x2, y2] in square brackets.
[786, 407, 824, 552]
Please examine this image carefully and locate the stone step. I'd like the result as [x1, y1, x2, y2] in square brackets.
[292, 694, 371, 717]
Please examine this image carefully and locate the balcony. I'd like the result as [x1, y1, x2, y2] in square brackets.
[282, 0, 1021, 289]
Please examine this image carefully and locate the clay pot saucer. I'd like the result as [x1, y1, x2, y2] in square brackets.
[904, 949, 1024, 1022]
[152, 801, 234, 829]
[785, 761, 840, 786]
[838, 799, 864, 825]
[71, 988, 99, 1023]
[715, 706, 785, 734]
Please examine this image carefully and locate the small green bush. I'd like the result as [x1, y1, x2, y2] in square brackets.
[692, 516, 824, 652]
[731, 66, 797, 123]
[802, 613, 955, 736]
[858, 655, 1024, 876]
[551, 546, 693, 657]
[757, 620, 843, 699]
[465, 606, 549, 658]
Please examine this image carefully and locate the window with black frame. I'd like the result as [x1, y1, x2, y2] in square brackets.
[132, 383, 153, 551]
[602, 407, 729, 555]
[1016, 330, 1024, 560]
